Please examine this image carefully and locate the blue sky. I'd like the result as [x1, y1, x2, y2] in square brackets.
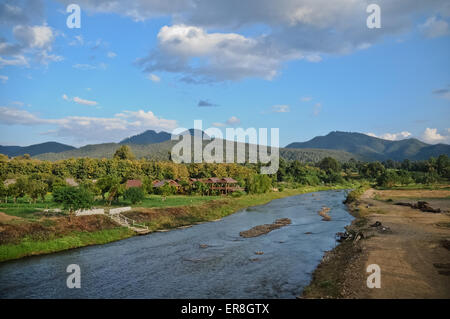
[0, 0, 449, 147]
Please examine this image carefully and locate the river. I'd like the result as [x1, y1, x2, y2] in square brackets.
[0, 190, 353, 299]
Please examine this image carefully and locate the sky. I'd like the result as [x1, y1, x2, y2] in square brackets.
[0, 0, 449, 147]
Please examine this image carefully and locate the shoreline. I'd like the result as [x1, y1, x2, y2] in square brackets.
[301, 186, 450, 299]
[0, 185, 350, 263]
[300, 186, 368, 299]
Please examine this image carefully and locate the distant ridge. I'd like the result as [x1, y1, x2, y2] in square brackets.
[119, 129, 211, 145]
[120, 130, 171, 145]
[285, 131, 450, 161]
[0, 142, 76, 157]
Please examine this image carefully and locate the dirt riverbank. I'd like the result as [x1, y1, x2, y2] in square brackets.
[302, 188, 450, 299]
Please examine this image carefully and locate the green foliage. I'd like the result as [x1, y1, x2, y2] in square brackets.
[26, 179, 47, 203]
[377, 170, 399, 188]
[246, 174, 272, 194]
[361, 162, 385, 179]
[52, 186, 94, 212]
[154, 183, 177, 196]
[318, 157, 341, 173]
[113, 145, 135, 160]
[123, 187, 145, 204]
[343, 184, 370, 204]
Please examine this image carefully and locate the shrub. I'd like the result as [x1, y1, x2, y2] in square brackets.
[52, 186, 94, 212]
[123, 187, 145, 204]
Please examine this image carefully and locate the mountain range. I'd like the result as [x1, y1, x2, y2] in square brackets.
[285, 131, 450, 161]
[0, 142, 75, 158]
[1, 130, 449, 162]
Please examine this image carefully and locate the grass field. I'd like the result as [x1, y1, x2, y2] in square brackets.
[0, 194, 221, 219]
[0, 227, 134, 262]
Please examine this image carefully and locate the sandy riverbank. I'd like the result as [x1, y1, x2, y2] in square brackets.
[302, 188, 450, 298]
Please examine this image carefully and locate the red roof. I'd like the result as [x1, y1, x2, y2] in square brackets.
[126, 179, 142, 188]
[153, 179, 181, 188]
[222, 177, 238, 184]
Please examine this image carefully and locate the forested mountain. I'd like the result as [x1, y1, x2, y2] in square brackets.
[119, 130, 171, 145]
[7, 131, 449, 162]
[35, 139, 359, 163]
[286, 131, 450, 161]
[0, 142, 75, 157]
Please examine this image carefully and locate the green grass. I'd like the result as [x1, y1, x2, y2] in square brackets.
[0, 227, 134, 262]
[112, 195, 221, 208]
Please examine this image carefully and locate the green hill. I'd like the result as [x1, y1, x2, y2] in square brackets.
[0, 142, 75, 157]
[285, 131, 450, 161]
[35, 139, 358, 163]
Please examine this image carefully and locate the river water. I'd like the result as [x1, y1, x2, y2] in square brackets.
[0, 190, 353, 299]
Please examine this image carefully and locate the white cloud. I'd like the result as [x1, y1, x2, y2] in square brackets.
[226, 116, 240, 125]
[62, 94, 98, 106]
[272, 105, 290, 113]
[419, 16, 449, 38]
[0, 55, 28, 68]
[148, 73, 161, 82]
[137, 24, 302, 83]
[66, 0, 450, 82]
[313, 103, 322, 116]
[73, 97, 98, 106]
[212, 116, 241, 127]
[301, 97, 312, 102]
[0, 106, 46, 125]
[0, 23, 61, 68]
[0, 75, 8, 83]
[0, 106, 178, 144]
[13, 25, 54, 49]
[366, 131, 412, 141]
[69, 35, 84, 46]
[422, 128, 450, 144]
[72, 63, 107, 70]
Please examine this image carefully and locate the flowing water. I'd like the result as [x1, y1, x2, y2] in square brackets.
[0, 190, 353, 299]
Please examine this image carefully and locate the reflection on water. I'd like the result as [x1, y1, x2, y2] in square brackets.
[0, 190, 353, 299]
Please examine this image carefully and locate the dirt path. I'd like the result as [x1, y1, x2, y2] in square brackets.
[344, 189, 450, 298]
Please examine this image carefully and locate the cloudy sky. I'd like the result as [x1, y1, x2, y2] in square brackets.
[0, 0, 449, 147]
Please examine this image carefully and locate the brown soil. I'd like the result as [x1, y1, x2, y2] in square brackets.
[239, 218, 291, 238]
[374, 189, 450, 199]
[305, 188, 450, 299]
[0, 212, 21, 222]
[0, 215, 119, 245]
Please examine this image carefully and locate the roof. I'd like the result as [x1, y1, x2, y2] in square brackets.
[222, 177, 238, 184]
[126, 179, 142, 188]
[203, 177, 223, 183]
[153, 179, 181, 188]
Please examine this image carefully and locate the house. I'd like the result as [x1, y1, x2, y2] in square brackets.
[200, 177, 242, 194]
[126, 179, 143, 189]
[152, 179, 181, 189]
